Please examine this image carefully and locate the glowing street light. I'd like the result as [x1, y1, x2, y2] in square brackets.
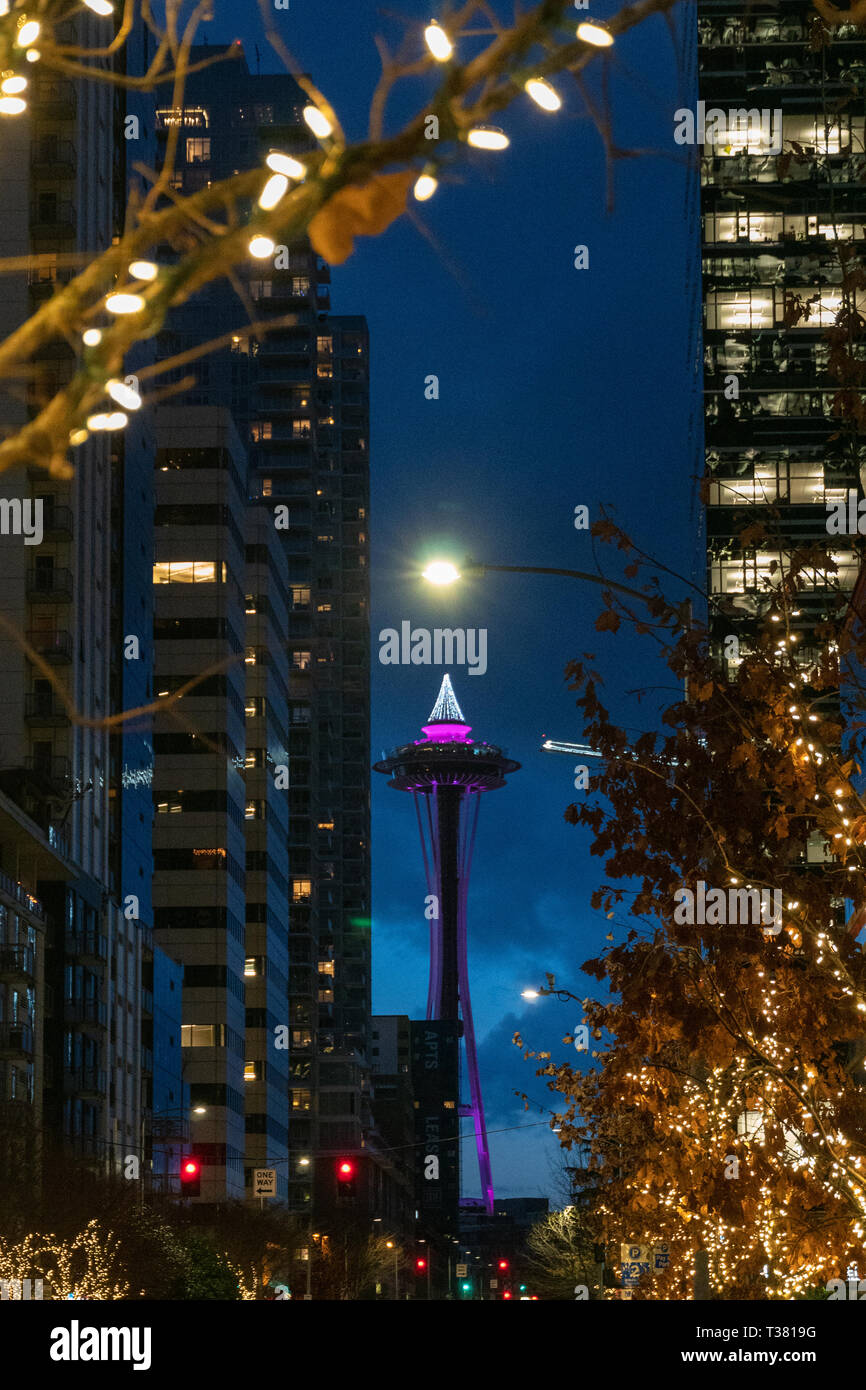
[422, 560, 461, 585]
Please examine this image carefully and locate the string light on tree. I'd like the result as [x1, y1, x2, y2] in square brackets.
[424, 20, 453, 61]
[413, 168, 438, 201]
[577, 20, 614, 46]
[524, 77, 562, 111]
[0, 94, 25, 114]
[83, 0, 114, 13]
[106, 379, 142, 411]
[86, 410, 128, 431]
[258, 173, 289, 210]
[467, 125, 509, 150]
[0, 73, 26, 94]
[105, 292, 145, 315]
[128, 260, 158, 282]
[248, 235, 275, 259]
[81, 328, 102, 347]
[15, 17, 40, 47]
[302, 104, 332, 139]
[265, 150, 305, 180]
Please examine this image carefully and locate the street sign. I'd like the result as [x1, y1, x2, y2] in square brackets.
[455, 1263, 467, 1277]
[489, 1278, 498, 1289]
[620, 1244, 651, 1293]
[654, 1243, 670, 1270]
[254, 1168, 277, 1197]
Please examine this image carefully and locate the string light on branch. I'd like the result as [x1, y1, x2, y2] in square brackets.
[24, 48, 39, 62]
[106, 379, 142, 411]
[86, 411, 128, 431]
[525, 77, 561, 112]
[81, 328, 102, 347]
[69, 428, 88, 446]
[424, 20, 453, 61]
[265, 150, 305, 180]
[258, 173, 289, 210]
[0, 95, 25, 114]
[248, 235, 275, 259]
[105, 292, 144, 315]
[413, 168, 438, 201]
[128, 260, 158, 282]
[577, 20, 614, 46]
[15, 18, 40, 47]
[0, 74, 27, 95]
[467, 125, 509, 150]
[83, 0, 114, 13]
[302, 105, 332, 140]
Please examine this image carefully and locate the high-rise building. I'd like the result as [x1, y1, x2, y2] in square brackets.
[0, 11, 182, 1185]
[700, 6, 864, 664]
[153, 46, 371, 1214]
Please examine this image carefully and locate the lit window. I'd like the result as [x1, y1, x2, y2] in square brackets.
[261, 478, 272, 497]
[292, 651, 311, 670]
[291, 587, 310, 610]
[292, 1089, 312, 1110]
[153, 560, 217, 584]
[186, 136, 211, 164]
[244, 958, 258, 977]
[317, 364, 333, 379]
[181, 1024, 218, 1047]
[292, 419, 311, 437]
[292, 879, 312, 901]
[251, 422, 272, 442]
[244, 1063, 257, 1082]
[316, 335, 332, 355]
[317, 821, 334, 830]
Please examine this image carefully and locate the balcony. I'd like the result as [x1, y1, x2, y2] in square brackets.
[0, 867, 44, 919]
[0, 1023, 34, 1058]
[32, 139, 77, 179]
[26, 567, 73, 602]
[63, 998, 107, 1030]
[34, 80, 77, 120]
[30, 199, 77, 241]
[63, 1067, 106, 1100]
[21, 754, 71, 791]
[42, 506, 73, 540]
[24, 692, 70, 726]
[26, 630, 73, 664]
[64, 930, 108, 965]
[0, 945, 35, 983]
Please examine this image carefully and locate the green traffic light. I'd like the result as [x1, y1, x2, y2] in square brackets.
[519, 1284, 527, 1292]
[461, 1282, 471, 1292]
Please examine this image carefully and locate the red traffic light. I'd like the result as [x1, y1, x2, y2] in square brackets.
[497, 1259, 509, 1270]
[415, 1257, 427, 1272]
[503, 1290, 513, 1299]
[336, 1159, 355, 1181]
[180, 1156, 200, 1196]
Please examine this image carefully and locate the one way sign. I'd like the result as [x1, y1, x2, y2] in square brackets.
[254, 1168, 276, 1197]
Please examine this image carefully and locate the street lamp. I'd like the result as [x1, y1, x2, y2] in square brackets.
[421, 556, 694, 628]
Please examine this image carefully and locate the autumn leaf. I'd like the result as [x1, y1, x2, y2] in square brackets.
[308, 170, 414, 264]
[595, 610, 620, 633]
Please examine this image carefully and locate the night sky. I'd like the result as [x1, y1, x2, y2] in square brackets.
[223, 0, 699, 1201]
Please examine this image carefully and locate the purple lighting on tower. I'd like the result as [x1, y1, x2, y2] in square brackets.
[374, 674, 520, 1215]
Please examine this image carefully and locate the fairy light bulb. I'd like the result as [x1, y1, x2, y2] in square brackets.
[1, 74, 27, 95]
[0, 96, 26, 114]
[86, 411, 128, 431]
[25, 48, 40, 63]
[258, 173, 288, 210]
[467, 125, 509, 150]
[128, 260, 158, 281]
[413, 171, 438, 201]
[248, 235, 275, 259]
[69, 428, 89, 446]
[105, 292, 144, 314]
[15, 19, 40, 47]
[265, 151, 305, 179]
[424, 20, 453, 61]
[106, 379, 142, 411]
[525, 77, 561, 111]
[577, 21, 614, 46]
[82, 329, 102, 347]
[84, 0, 114, 12]
[303, 105, 332, 139]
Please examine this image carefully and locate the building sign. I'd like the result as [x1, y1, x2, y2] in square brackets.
[410, 1020, 459, 1236]
[155, 106, 209, 129]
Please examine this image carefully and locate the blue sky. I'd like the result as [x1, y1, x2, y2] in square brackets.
[227, 0, 699, 1201]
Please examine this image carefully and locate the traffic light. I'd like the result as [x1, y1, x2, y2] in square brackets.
[415, 1257, 428, 1273]
[335, 1158, 356, 1182]
[503, 1290, 513, 1300]
[460, 1281, 471, 1294]
[180, 1157, 200, 1197]
[519, 1284, 527, 1293]
[497, 1258, 509, 1271]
